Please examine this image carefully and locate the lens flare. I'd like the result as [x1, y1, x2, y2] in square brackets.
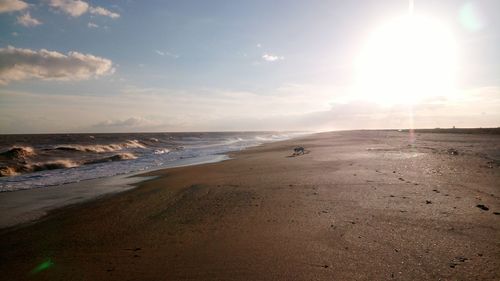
[459, 2, 485, 32]
[30, 259, 54, 275]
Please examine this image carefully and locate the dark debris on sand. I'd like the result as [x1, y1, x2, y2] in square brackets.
[476, 204, 489, 211]
[449, 256, 468, 268]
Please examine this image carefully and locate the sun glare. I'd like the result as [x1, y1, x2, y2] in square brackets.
[356, 15, 457, 105]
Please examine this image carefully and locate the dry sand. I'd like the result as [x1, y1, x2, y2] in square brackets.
[1, 130, 499, 280]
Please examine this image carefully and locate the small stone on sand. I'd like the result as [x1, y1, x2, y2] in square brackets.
[476, 204, 489, 211]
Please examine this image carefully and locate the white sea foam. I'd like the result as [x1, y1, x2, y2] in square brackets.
[153, 149, 170, 155]
[84, 153, 137, 165]
[28, 159, 80, 172]
[54, 139, 146, 153]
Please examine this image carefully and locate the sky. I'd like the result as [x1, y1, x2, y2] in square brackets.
[0, 0, 499, 134]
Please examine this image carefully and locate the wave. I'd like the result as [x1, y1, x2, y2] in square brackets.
[54, 139, 147, 153]
[254, 135, 281, 141]
[0, 166, 19, 177]
[123, 140, 147, 149]
[0, 146, 36, 160]
[84, 153, 137, 165]
[0, 152, 137, 177]
[28, 160, 79, 172]
[0, 159, 80, 177]
[55, 144, 122, 153]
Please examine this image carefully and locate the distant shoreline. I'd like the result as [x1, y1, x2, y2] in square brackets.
[400, 127, 500, 134]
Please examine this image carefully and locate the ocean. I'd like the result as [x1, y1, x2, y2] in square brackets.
[0, 132, 305, 192]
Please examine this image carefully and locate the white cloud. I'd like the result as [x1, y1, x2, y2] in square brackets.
[48, 1, 120, 19]
[262, 53, 284, 62]
[17, 12, 42, 27]
[0, 0, 28, 13]
[49, 0, 89, 17]
[0, 46, 114, 85]
[256, 43, 262, 48]
[92, 117, 161, 129]
[87, 22, 98, 28]
[155, 50, 179, 58]
[89, 6, 120, 19]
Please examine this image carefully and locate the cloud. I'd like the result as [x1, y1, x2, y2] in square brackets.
[0, 46, 114, 85]
[1, 85, 499, 134]
[155, 50, 179, 58]
[0, 0, 28, 13]
[92, 117, 159, 129]
[49, 0, 89, 17]
[262, 53, 284, 62]
[89, 6, 120, 19]
[87, 22, 98, 28]
[47, 1, 120, 19]
[285, 93, 500, 131]
[17, 12, 42, 27]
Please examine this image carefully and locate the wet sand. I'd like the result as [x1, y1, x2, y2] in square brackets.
[1, 130, 499, 280]
[0, 154, 228, 228]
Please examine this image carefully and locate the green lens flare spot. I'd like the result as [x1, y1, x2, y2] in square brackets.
[30, 259, 54, 275]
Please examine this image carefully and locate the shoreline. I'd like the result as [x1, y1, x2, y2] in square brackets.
[0, 134, 311, 230]
[0, 153, 233, 229]
[1, 130, 498, 280]
[0, 131, 309, 192]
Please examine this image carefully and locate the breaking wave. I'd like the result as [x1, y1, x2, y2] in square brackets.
[1, 159, 79, 177]
[0, 166, 19, 177]
[0, 146, 36, 160]
[0, 152, 138, 177]
[84, 153, 137, 165]
[54, 140, 146, 153]
[55, 144, 122, 153]
[29, 160, 79, 172]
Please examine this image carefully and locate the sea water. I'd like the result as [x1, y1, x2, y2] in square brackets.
[0, 132, 306, 192]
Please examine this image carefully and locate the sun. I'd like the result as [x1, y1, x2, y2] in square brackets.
[355, 15, 457, 105]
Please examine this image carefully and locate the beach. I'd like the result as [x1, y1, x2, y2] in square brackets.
[1, 130, 499, 280]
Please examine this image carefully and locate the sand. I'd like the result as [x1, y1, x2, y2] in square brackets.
[0, 130, 499, 280]
[0, 154, 228, 228]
